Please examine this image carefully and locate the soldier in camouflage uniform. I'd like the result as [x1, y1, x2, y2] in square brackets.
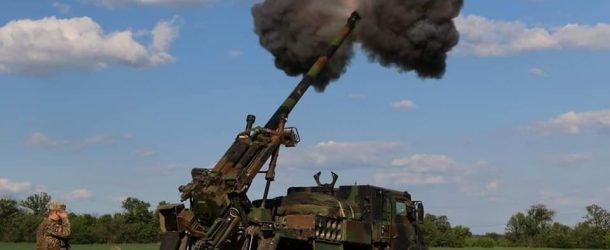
[36, 201, 71, 250]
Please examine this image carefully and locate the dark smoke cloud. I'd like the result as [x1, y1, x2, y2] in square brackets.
[252, 0, 355, 91]
[252, 0, 463, 91]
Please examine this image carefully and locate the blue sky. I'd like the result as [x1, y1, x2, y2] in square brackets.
[1, 0, 610, 234]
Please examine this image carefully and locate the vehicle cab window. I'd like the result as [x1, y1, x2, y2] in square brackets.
[395, 202, 407, 216]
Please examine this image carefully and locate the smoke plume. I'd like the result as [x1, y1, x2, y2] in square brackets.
[252, 0, 463, 91]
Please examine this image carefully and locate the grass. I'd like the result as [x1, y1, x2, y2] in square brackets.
[0, 244, 603, 250]
[0, 242, 159, 250]
[433, 248, 599, 250]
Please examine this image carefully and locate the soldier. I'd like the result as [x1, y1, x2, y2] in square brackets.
[36, 201, 71, 250]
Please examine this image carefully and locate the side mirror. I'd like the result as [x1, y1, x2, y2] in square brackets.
[416, 202, 425, 223]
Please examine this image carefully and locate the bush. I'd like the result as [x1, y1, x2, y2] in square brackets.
[465, 236, 495, 248]
[476, 237, 495, 248]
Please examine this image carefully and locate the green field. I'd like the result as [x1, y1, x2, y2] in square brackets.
[433, 248, 600, 250]
[0, 243, 159, 250]
[0, 244, 603, 250]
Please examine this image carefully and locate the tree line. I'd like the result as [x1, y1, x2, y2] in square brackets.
[0, 193, 160, 244]
[421, 203, 610, 248]
[1, 193, 610, 248]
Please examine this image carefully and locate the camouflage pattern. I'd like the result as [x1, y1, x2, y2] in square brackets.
[36, 217, 71, 250]
[249, 182, 425, 250]
[158, 11, 425, 249]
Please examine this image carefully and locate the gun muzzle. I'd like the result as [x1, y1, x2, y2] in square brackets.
[265, 11, 361, 129]
[348, 11, 361, 27]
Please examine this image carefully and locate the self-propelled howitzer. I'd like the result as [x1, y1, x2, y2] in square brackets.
[158, 12, 362, 250]
[159, 11, 427, 250]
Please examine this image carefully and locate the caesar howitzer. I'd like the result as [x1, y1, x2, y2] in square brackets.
[159, 11, 427, 250]
[159, 12, 361, 250]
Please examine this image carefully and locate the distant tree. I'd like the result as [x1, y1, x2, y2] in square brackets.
[420, 213, 471, 247]
[95, 214, 115, 243]
[506, 204, 555, 247]
[10, 213, 41, 241]
[0, 198, 20, 219]
[435, 215, 452, 232]
[573, 221, 607, 249]
[0, 198, 22, 241]
[70, 213, 100, 244]
[545, 222, 574, 248]
[584, 204, 610, 231]
[483, 232, 503, 241]
[449, 225, 472, 247]
[111, 213, 128, 243]
[20, 192, 51, 215]
[120, 197, 157, 243]
[121, 197, 153, 223]
[506, 212, 528, 245]
[466, 235, 495, 248]
[0, 196, 165, 244]
[567, 204, 610, 249]
[421, 214, 441, 246]
[526, 204, 555, 235]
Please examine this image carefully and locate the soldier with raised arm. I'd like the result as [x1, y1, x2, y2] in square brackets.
[36, 201, 71, 250]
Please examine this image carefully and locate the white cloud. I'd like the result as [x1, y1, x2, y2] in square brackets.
[391, 100, 417, 110]
[543, 154, 591, 166]
[486, 180, 499, 192]
[62, 189, 92, 200]
[529, 109, 610, 135]
[529, 67, 547, 77]
[24, 132, 130, 149]
[0, 16, 181, 75]
[455, 15, 610, 56]
[52, 2, 72, 14]
[280, 140, 405, 167]
[391, 154, 454, 173]
[376, 155, 500, 199]
[453, 161, 501, 200]
[151, 16, 182, 59]
[482, 180, 501, 202]
[25, 132, 64, 147]
[144, 163, 191, 175]
[82, 133, 114, 145]
[0, 177, 33, 193]
[375, 154, 455, 186]
[540, 190, 575, 206]
[227, 49, 243, 57]
[374, 172, 447, 185]
[94, 0, 213, 8]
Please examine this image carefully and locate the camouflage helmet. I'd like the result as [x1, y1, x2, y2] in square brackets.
[48, 201, 66, 211]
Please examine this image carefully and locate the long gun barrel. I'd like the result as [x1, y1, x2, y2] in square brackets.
[170, 12, 361, 250]
[265, 11, 361, 130]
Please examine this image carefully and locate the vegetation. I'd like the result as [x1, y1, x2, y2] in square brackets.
[459, 204, 610, 249]
[0, 193, 161, 244]
[410, 203, 610, 249]
[2, 193, 610, 248]
[0, 242, 158, 250]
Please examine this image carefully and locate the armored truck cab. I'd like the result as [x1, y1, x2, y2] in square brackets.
[248, 173, 426, 250]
